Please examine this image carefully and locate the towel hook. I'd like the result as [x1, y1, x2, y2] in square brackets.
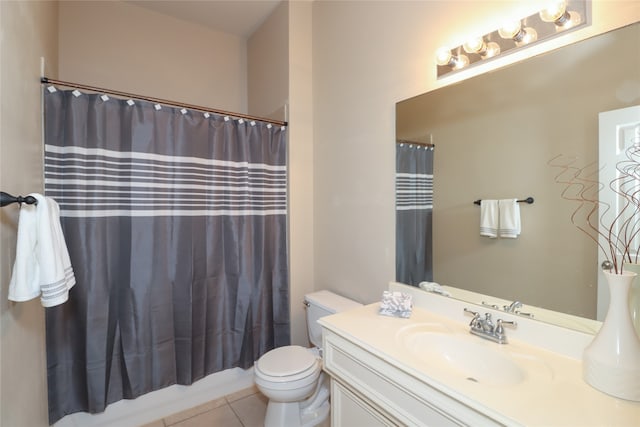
[1, 191, 37, 207]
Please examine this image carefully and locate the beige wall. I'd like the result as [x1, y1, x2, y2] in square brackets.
[1, 1, 639, 425]
[287, 0, 315, 346]
[0, 2, 59, 426]
[246, 0, 316, 348]
[58, 1, 247, 113]
[247, 1, 316, 347]
[248, 1, 289, 121]
[311, 0, 640, 306]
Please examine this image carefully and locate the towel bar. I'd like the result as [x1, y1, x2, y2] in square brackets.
[1, 191, 37, 207]
[473, 197, 534, 206]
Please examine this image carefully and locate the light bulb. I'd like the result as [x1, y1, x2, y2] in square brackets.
[435, 47, 453, 66]
[499, 20, 536, 46]
[435, 47, 468, 70]
[540, 0, 581, 31]
[463, 37, 485, 54]
[557, 11, 582, 30]
[539, 1, 567, 22]
[515, 27, 538, 46]
[463, 37, 500, 60]
[483, 42, 501, 58]
[452, 54, 469, 70]
[499, 21, 522, 39]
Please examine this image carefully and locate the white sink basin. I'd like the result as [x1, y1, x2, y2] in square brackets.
[396, 323, 553, 386]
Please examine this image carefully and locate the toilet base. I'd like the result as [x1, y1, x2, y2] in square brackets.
[264, 401, 301, 427]
[263, 375, 330, 427]
[264, 400, 330, 427]
[301, 400, 330, 427]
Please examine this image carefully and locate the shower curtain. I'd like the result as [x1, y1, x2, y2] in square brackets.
[43, 87, 289, 424]
[396, 143, 434, 285]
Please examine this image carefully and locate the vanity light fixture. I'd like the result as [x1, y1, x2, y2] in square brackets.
[436, 0, 589, 78]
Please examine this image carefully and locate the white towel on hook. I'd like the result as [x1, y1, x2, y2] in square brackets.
[480, 200, 499, 238]
[499, 198, 521, 238]
[8, 193, 76, 307]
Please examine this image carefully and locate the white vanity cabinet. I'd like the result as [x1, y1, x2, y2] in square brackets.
[323, 330, 504, 427]
[319, 292, 640, 427]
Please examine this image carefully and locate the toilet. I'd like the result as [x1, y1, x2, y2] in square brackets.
[254, 290, 361, 427]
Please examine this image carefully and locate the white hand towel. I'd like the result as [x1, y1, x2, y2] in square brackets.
[418, 281, 452, 297]
[499, 198, 521, 238]
[480, 200, 499, 238]
[8, 194, 76, 307]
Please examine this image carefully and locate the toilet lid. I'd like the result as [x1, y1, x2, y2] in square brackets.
[257, 345, 317, 377]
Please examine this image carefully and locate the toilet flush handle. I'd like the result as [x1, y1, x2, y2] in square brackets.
[303, 301, 310, 308]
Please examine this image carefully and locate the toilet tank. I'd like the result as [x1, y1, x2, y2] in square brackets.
[305, 290, 362, 348]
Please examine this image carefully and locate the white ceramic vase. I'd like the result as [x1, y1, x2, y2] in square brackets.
[583, 269, 640, 401]
[623, 263, 640, 337]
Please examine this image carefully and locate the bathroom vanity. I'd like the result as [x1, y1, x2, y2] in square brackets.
[318, 283, 640, 426]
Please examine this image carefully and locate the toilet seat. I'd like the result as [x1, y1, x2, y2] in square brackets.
[255, 345, 320, 383]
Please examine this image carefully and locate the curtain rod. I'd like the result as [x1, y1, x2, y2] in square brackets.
[40, 77, 288, 127]
[396, 139, 435, 148]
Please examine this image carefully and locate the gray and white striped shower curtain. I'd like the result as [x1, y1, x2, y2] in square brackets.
[396, 144, 434, 285]
[43, 87, 289, 423]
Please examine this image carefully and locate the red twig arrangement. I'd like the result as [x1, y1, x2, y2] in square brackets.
[549, 147, 640, 274]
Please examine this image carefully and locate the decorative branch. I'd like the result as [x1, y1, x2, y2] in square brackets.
[549, 147, 640, 275]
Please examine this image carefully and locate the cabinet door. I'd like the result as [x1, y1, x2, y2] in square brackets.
[331, 380, 398, 427]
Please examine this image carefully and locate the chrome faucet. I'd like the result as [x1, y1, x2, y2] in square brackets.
[463, 308, 517, 344]
[503, 300, 534, 318]
[503, 301, 522, 313]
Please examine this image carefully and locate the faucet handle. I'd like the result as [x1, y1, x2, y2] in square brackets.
[515, 310, 534, 318]
[494, 319, 517, 343]
[495, 319, 517, 334]
[463, 307, 479, 317]
[463, 308, 480, 326]
[481, 301, 499, 309]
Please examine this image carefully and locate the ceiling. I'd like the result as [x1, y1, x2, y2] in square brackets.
[127, 0, 282, 38]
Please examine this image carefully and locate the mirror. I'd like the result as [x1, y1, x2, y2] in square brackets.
[396, 22, 640, 331]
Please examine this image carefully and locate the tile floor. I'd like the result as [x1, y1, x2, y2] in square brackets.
[140, 386, 268, 427]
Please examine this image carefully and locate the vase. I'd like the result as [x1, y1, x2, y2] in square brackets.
[623, 263, 640, 338]
[583, 270, 640, 401]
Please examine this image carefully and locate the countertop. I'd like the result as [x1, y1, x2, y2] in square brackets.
[320, 303, 640, 427]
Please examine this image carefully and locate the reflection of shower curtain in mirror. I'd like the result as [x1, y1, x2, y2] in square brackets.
[396, 144, 433, 285]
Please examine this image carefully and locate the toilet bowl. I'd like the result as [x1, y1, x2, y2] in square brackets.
[254, 291, 361, 427]
[254, 345, 321, 402]
[255, 346, 328, 427]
